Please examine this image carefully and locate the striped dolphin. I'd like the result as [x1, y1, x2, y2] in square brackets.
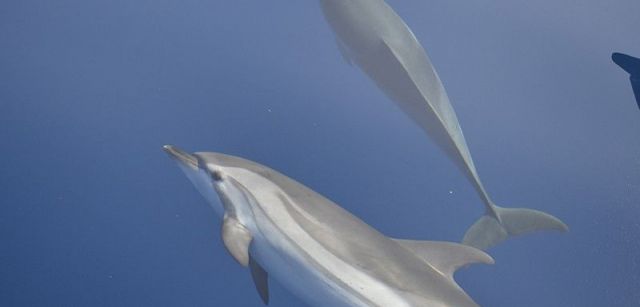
[318, 0, 568, 250]
[164, 145, 493, 306]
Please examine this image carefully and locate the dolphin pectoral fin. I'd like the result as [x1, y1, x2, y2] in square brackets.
[249, 255, 270, 305]
[221, 218, 269, 304]
[462, 205, 568, 251]
[335, 37, 353, 66]
[394, 239, 494, 280]
[221, 216, 252, 267]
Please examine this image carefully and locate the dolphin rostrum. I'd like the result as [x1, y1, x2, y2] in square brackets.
[612, 52, 640, 110]
[164, 145, 494, 306]
[318, 0, 568, 250]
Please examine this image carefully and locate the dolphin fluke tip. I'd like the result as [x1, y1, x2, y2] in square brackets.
[612, 52, 640, 75]
[462, 205, 568, 251]
[612, 52, 623, 61]
[612, 52, 627, 69]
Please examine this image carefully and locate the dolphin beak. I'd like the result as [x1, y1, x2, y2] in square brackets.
[163, 145, 198, 169]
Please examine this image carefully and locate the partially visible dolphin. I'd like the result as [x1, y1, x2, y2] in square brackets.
[164, 145, 494, 306]
[612, 52, 640, 109]
[318, 0, 568, 250]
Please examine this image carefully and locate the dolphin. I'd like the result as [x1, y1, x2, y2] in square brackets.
[612, 52, 640, 109]
[318, 0, 568, 250]
[164, 145, 494, 306]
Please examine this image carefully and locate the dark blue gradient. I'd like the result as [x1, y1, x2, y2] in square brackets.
[1, 1, 639, 306]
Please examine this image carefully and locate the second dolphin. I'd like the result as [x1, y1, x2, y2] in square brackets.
[318, 0, 567, 250]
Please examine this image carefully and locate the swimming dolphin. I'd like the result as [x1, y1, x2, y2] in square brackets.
[164, 145, 494, 306]
[318, 0, 568, 250]
[612, 52, 640, 109]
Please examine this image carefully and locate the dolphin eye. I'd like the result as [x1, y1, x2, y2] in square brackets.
[210, 171, 223, 182]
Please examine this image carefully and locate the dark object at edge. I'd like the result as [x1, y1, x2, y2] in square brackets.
[612, 52, 640, 109]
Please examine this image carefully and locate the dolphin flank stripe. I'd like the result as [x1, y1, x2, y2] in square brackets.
[237, 167, 408, 306]
[211, 164, 400, 306]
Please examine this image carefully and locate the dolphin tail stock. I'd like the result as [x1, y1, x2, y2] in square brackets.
[462, 203, 568, 251]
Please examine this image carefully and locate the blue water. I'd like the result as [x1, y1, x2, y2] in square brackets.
[2, 1, 639, 306]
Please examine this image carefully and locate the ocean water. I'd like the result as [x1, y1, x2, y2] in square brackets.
[1, 0, 639, 306]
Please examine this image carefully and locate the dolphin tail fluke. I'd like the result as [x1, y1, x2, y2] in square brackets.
[612, 52, 640, 75]
[631, 80, 640, 109]
[462, 205, 568, 251]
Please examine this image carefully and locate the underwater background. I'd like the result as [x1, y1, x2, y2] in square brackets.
[2, 0, 639, 306]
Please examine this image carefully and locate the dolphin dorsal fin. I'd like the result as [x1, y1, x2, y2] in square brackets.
[221, 216, 253, 267]
[394, 239, 494, 280]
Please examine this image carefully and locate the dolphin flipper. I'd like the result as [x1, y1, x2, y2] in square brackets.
[335, 37, 354, 66]
[221, 216, 253, 266]
[249, 256, 270, 305]
[221, 215, 270, 304]
[463, 205, 568, 251]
